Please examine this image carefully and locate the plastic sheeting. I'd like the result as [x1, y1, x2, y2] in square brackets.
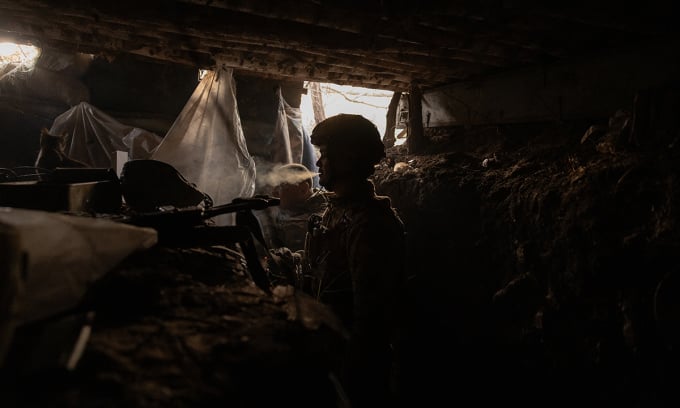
[270, 87, 304, 165]
[151, 68, 256, 225]
[49, 101, 163, 168]
[0, 207, 157, 364]
[301, 127, 320, 188]
[253, 88, 319, 191]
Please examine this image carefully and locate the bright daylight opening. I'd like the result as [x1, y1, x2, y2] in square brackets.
[0, 42, 41, 80]
[300, 82, 406, 145]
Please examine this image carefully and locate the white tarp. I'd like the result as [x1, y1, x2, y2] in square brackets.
[49, 101, 163, 168]
[270, 87, 304, 165]
[151, 68, 256, 225]
[0, 207, 157, 364]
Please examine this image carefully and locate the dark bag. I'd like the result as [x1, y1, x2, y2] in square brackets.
[120, 159, 212, 212]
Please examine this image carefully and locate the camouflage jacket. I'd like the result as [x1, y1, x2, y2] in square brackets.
[260, 189, 327, 252]
[302, 181, 406, 348]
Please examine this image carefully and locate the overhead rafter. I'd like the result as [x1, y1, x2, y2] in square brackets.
[0, 0, 675, 91]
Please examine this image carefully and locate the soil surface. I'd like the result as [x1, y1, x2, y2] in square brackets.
[2, 106, 679, 407]
[372, 115, 680, 406]
[1, 245, 346, 407]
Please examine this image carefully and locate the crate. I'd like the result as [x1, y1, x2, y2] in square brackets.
[0, 169, 122, 213]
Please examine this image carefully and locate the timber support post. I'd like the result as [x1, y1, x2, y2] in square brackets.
[407, 82, 425, 154]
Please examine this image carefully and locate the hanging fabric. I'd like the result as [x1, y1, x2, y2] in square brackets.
[49, 101, 162, 168]
[269, 87, 304, 165]
[151, 67, 256, 225]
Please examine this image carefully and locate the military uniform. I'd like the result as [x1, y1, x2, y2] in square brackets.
[258, 189, 327, 287]
[302, 180, 406, 405]
[260, 188, 327, 252]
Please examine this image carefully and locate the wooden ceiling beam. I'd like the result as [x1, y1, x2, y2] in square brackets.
[0, 8, 472, 89]
[0, 15, 420, 90]
[0, 0, 554, 62]
[3, 3, 508, 68]
[2, 0, 665, 91]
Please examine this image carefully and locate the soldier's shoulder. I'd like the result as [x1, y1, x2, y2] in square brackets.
[306, 189, 330, 210]
[351, 195, 402, 227]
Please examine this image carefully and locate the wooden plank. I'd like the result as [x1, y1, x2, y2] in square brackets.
[309, 82, 326, 126]
[0, 13, 459, 90]
[0, 6, 493, 78]
[0, 0, 558, 61]
[407, 83, 425, 154]
[3, 0, 653, 92]
[383, 91, 401, 148]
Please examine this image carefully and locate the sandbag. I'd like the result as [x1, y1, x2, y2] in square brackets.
[0, 207, 158, 364]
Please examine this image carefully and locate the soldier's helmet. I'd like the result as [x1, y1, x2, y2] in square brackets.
[310, 114, 386, 177]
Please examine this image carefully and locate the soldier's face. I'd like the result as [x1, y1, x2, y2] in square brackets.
[316, 146, 353, 191]
[316, 146, 334, 189]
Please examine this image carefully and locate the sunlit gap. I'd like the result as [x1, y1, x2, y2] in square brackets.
[301, 82, 405, 145]
[0, 42, 41, 80]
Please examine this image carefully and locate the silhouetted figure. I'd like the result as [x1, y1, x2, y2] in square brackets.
[261, 163, 327, 252]
[302, 114, 406, 407]
[34, 128, 88, 170]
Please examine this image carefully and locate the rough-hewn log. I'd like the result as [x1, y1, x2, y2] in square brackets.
[309, 82, 326, 126]
[177, 0, 572, 59]
[407, 83, 425, 154]
[0, 8, 472, 89]
[0, 16, 416, 90]
[383, 91, 401, 148]
[0, 10, 478, 90]
[0, 0, 562, 62]
[0, 4, 526, 69]
[0, 0, 666, 93]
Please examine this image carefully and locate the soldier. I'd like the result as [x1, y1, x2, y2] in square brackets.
[303, 114, 407, 407]
[259, 163, 327, 286]
[261, 163, 327, 252]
